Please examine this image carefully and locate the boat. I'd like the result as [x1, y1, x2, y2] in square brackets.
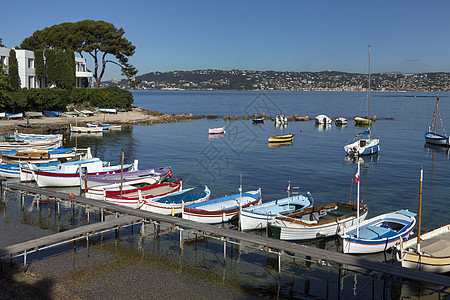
[335, 117, 348, 126]
[6, 112, 23, 119]
[84, 176, 161, 200]
[0, 112, 5, 118]
[25, 112, 43, 118]
[70, 124, 103, 133]
[270, 201, 368, 241]
[28, 158, 138, 187]
[314, 115, 332, 124]
[1, 161, 61, 179]
[43, 110, 61, 118]
[0, 147, 77, 164]
[268, 134, 294, 143]
[424, 95, 450, 146]
[104, 179, 183, 208]
[97, 108, 117, 114]
[140, 185, 211, 215]
[182, 189, 262, 224]
[339, 210, 416, 254]
[275, 114, 288, 124]
[344, 45, 380, 156]
[252, 116, 264, 123]
[208, 127, 225, 134]
[240, 185, 314, 231]
[14, 132, 63, 142]
[80, 110, 95, 116]
[81, 167, 172, 189]
[396, 167, 450, 273]
[87, 123, 111, 130]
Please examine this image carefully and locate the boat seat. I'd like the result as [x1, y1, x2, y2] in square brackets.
[357, 225, 393, 240]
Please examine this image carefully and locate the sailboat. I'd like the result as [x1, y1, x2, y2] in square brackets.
[344, 45, 380, 156]
[424, 95, 450, 146]
[396, 167, 450, 273]
[338, 161, 416, 254]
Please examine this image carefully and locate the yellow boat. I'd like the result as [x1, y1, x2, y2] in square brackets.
[268, 134, 294, 143]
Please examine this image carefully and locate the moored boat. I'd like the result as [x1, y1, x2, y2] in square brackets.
[425, 95, 450, 146]
[268, 134, 294, 143]
[335, 117, 348, 126]
[140, 185, 211, 215]
[70, 124, 103, 133]
[240, 189, 314, 231]
[84, 176, 161, 200]
[208, 127, 225, 134]
[182, 189, 262, 224]
[314, 114, 332, 124]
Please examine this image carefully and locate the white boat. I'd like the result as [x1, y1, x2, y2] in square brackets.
[28, 158, 138, 187]
[240, 187, 314, 231]
[140, 185, 211, 215]
[335, 117, 348, 126]
[70, 124, 103, 133]
[104, 179, 183, 209]
[275, 114, 288, 124]
[182, 189, 262, 224]
[314, 114, 332, 124]
[270, 201, 368, 241]
[344, 45, 380, 156]
[97, 108, 117, 114]
[85, 176, 161, 200]
[208, 127, 225, 134]
[424, 95, 450, 146]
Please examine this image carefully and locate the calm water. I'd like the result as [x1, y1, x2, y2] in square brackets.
[1, 90, 450, 298]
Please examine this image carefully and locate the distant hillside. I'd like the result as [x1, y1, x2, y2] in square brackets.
[103, 69, 450, 92]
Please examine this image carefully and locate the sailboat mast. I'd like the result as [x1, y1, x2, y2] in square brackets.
[417, 167, 423, 253]
[368, 45, 371, 126]
[433, 95, 439, 135]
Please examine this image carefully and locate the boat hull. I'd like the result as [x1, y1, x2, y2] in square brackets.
[424, 132, 450, 146]
[344, 138, 380, 156]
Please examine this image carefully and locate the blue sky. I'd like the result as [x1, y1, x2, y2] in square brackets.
[2, 0, 450, 80]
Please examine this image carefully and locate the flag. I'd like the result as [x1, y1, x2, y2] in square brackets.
[355, 165, 360, 183]
[287, 181, 291, 193]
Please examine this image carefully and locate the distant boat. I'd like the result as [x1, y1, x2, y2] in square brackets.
[97, 108, 117, 114]
[424, 95, 450, 146]
[6, 112, 23, 119]
[344, 45, 380, 156]
[87, 123, 111, 130]
[268, 134, 294, 143]
[208, 126, 225, 134]
[314, 114, 332, 124]
[275, 114, 288, 124]
[252, 116, 264, 123]
[70, 124, 103, 133]
[335, 117, 348, 126]
[25, 112, 43, 118]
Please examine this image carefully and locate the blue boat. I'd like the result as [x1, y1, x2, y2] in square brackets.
[43, 110, 61, 118]
[240, 191, 314, 231]
[424, 95, 450, 146]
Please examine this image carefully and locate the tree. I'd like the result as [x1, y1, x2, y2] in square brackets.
[0, 38, 4, 47]
[21, 20, 137, 88]
[8, 49, 19, 90]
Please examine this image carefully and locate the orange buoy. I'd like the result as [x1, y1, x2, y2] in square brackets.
[69, 193, 75, 199]
[168, 172, 173, 177]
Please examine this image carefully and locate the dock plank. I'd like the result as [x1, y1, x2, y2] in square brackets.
[6, 184, 450, 287]
[0, 215, 140, 257]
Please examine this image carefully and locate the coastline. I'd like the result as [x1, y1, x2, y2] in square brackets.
[0, 107, 204, 133]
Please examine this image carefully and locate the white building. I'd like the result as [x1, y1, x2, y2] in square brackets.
[0, 47, 93, 89]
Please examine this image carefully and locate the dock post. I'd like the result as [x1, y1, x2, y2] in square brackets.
[100, 208, 104, 222]
[179, 228, 183, 251]
[223, 237, 226, 264]
[20, 192, 24, 207]
[23, 250, 26, 267]
[86, 233, 89, 257]
[278, 252, 281, 274]
[36, 195, 39, 209]
[140, 220, 145, 235]
[57, 200, 60, 216]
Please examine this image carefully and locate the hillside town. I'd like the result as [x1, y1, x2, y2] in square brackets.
[105, 69, 450, 92]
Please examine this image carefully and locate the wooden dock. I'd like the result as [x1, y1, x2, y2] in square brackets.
[4, 183, 450, 287]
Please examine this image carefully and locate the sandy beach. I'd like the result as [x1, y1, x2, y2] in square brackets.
[0, 107, 203, 133]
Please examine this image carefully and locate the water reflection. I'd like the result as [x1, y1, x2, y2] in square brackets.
[314, 124, 331, 131]
[268, 141, 293, 148]
[208, 133, 225, 140]
[343, 153, 379, 167]
[424, 142, 450, 158]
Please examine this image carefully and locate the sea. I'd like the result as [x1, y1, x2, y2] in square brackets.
[1, 90, 449, 299]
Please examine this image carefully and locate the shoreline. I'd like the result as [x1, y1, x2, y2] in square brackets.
[0, 107, 204, 133]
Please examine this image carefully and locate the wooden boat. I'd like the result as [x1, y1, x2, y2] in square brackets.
[240, 189, 314, 231]
[28, 158, 137, 187]
[345, 46, 380, 156]
[270, 202, 368, 241]
[140, 185, 211, 215]
[425, 95, 450, 146]
[70, 124, 103, 133]
[81, 167, 172, 189]
[339, 162, 416, 254]
[182, 189, 262, 224]
[208, 127, 225, 134]
[340, 210, 416, 254]
[84, 176, 161, 200]
[396, 167, 450, 273]
[335, 117, 348, 126]
[104, 179, 182, 208]
[14, 132, 63, 142]
[1, 147, 77, 164]
[268, 134, 294, 143]
[87, 123, 111, 130]
[6, 112, 23, 119]
[314, 114, 332, 124]
[97, 108, 117, 114]
[0, 139, 62, 150]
